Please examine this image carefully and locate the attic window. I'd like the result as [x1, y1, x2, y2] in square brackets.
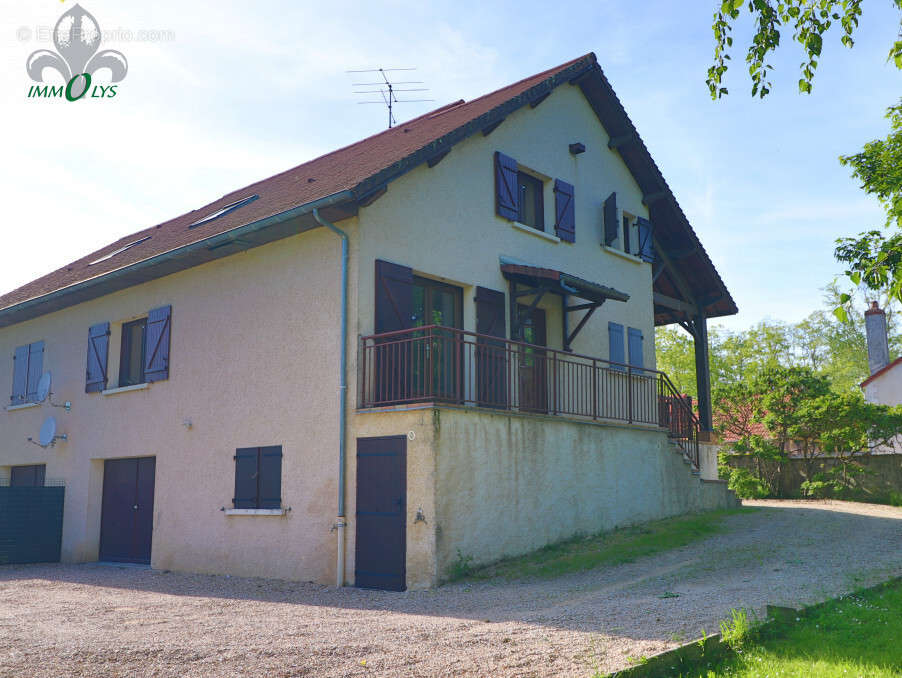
[88, 236, 152, 266]
[189, 195, 259, 228]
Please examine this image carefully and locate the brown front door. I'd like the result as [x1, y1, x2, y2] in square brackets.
[517, 305, 547, 412]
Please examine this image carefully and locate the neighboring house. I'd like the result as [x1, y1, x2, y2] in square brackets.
[862, 302, 902, 406]
[861, 301, 902, 454]
[0, 53, 738, 590]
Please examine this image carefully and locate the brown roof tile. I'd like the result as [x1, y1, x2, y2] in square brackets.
[0, 54, 590, 313]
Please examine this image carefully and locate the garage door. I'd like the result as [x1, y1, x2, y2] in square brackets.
[99, 457, 156, 564]
[355, 436, 406, 591]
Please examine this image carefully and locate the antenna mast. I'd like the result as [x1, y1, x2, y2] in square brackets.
[348, 67, 434, 128]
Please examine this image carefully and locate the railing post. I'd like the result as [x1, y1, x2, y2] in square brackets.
[627, 364, 633, 424]
[592, 359, 598, 420]
[552, 351, 558, 415]
[360, 337, 367, 408]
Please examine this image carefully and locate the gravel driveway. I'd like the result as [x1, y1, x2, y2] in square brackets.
[1, 500, 900, 678]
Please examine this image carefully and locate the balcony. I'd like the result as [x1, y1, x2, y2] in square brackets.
[359, 325, 700, 467]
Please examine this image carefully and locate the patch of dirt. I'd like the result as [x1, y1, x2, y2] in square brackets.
[0, 500, 900, 677]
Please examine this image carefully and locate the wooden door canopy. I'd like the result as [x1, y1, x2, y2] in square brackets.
[500, 262, 629, 352]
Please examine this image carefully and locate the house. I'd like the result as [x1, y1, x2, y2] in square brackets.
[0, 53, 738, 590]
[861, 301, 902, 454]
[862, 302, 902, 406]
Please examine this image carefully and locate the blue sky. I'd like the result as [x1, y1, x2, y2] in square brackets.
[1, 0, 900, 330]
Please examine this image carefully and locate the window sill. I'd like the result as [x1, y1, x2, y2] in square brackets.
[602, 245, 643, 264]
[224, 508, 287, 516]
[102, 383, 150, 397]
[6, 402, 39, 412]
[512, 221, 560, 243]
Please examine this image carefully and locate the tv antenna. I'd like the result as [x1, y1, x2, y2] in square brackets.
[348, 67, 434, 128]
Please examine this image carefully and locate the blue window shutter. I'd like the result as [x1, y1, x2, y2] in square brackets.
[233, 448, 259, 509]
[637, 217, 655, 263]
[554, 179, 575, 242]
[144, 305, 171, 383]
[608, 322, 625, 368]
[603, 192, 618, 245]
[258, 446, 283, 509]
[26, 341, 44, 403]
[494, 152, 519, 220]
[85, 322, 110, 393]
[11, 344, 28, 404]
[628, 327, 644, 369]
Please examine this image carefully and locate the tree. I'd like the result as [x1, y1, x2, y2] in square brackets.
[656, 284, 900, 396]
[834, 101, 902, 312]
[707, 0, 901, 99]
[707, 3, 902, 310]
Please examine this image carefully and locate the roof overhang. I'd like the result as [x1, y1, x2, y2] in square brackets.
[0, 192, 357, 329]
[860, 357, 902, 389]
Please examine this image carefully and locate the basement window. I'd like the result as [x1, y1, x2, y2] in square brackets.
[88, 236, 152, 266]
[189, 195, 259, 228]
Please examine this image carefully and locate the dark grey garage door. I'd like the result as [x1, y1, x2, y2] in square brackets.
[0, 478, 64, 564]
[355, 436, 406, 591]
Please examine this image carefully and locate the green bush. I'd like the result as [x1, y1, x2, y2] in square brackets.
[889, 491, 902, 507]
[800, 477, 832, 499]
[724, 466, 770, 499]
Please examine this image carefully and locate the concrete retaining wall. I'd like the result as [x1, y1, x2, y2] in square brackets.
[430, 407, 738, 580]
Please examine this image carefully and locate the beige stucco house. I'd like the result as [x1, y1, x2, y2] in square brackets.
[0, 53, 737, 590]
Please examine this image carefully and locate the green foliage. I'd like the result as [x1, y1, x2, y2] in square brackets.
[889, 491, 902, 507]
[839, 102, 902, 230]
[453, 509, 752, 582]
[707, 0, 899, 99]
[723, 466, 770, 499]
[716, 365, 902, 498]
[719, 608, 752, 651]
[834, 102, 902, 312]
[656, 285, 900, 397]
[447, 549, 475, 581]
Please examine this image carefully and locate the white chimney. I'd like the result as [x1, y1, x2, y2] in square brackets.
[865, 301, 890, 375]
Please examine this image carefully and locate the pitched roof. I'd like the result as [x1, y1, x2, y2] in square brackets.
[860, 356, 902, 388]
[0, 52, 737, 329]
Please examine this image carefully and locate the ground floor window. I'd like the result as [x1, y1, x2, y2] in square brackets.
[233, 447, 282, 509]
[10, 464, 45, 487]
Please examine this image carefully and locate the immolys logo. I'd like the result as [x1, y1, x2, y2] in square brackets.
[25, 4, 127, 102]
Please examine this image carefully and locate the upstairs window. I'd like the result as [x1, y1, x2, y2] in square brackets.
[10, 341, 44, 405]
[189, 195, 258, 228]
[119, 318, 147, 387]
[88, 236, 151, 266]
[517, 171, 544, 231]
[622, 214, 633, 254]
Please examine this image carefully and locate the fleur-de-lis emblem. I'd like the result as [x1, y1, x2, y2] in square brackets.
[26, 4, 127, 84]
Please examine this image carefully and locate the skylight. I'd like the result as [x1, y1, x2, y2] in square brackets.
[189, 195, 259, 228]
[88, 236, 152, 266]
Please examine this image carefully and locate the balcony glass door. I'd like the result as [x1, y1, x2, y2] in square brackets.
[411, 277, 462, 401]
[517, 305, 547, 412]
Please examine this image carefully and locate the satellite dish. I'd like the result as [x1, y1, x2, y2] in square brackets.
[36, 372, 52, 403]
[39, 417, 57, 447]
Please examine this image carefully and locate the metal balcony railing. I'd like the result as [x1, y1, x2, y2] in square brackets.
[359, 325, 700, 468]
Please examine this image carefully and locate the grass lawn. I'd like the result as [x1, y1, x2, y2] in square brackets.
[453, 508, 753, 581]
[703, 578, 902, 677]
